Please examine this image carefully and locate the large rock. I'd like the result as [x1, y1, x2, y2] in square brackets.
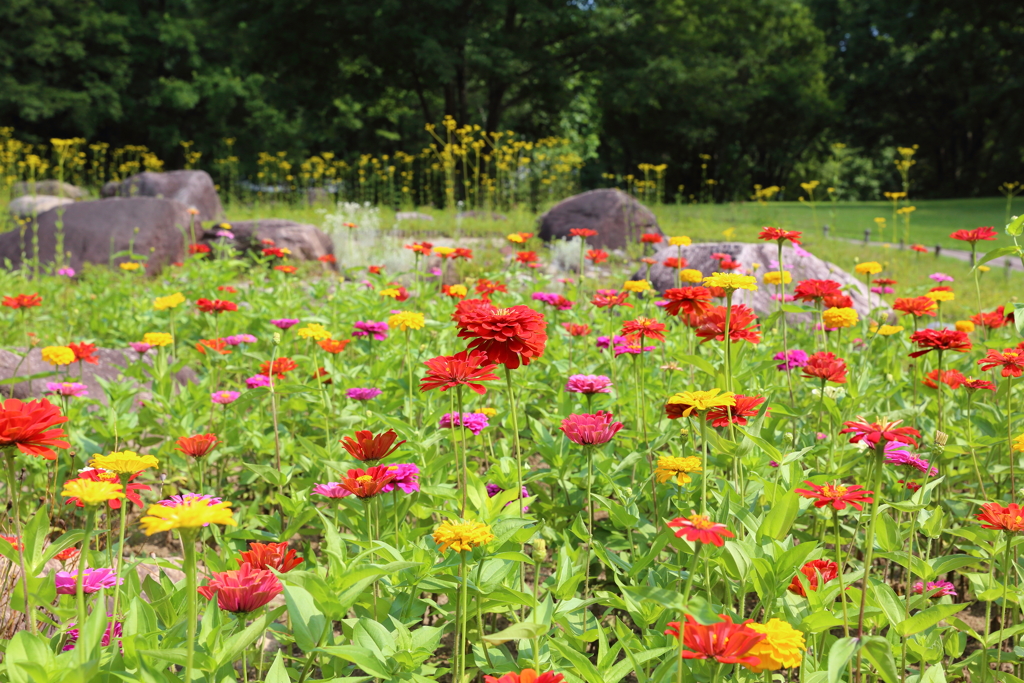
[638, 241, 879, 317]
[538, 188, 663, 251]
[11, 180, 87, 199]
[102, 170, 223, 220]
[0, 198, 187, 275]
[199, 219, 336, 265]
[8, 195, 75, 218]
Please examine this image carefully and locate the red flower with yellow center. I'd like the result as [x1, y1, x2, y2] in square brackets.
[404, 241, 433, 256]
[621, 317, 667, 343]
[978, 349, 1024, 378]
[840, 417, 920, 447]
[196, 298, 238, 314]
[68, 342, 99, 365]
[923, 369, 966, 390]
[793, 279, 841, 303]
[972, 306, 1012, 329]
[475, 279, 507, 298]
[950, 226, 997, 244]
[663, 257, 687, 269]
[452, 298, 496, 326]
[340, 466, 395, 498]
[667, 514, 735, 546]
[0, 398, 69, 460]
[802, 352, 847, 384]
[318, 339, 351, 354]
[795, 481, 873, 511]
[893, 296, 937, 318]
[586, 249, 608, 264]
[977, 502, 1024, 532]
[420, 350, 500, 394]
[665, 615, 764, 667]
[908, 329, 972, 358]
[591, 291, 632, 308]
[694, 305, 761, 344]
[758, 227, 802, 244]
[705, 394, 767, 428]
[961, 377, 997, 392]
[196, 339, 232, 355]
[661, 287, 714, 324]
[457, 305, 548, 370]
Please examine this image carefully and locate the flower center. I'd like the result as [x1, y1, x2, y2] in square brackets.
[687, 514, 715, 529]
[356, 475, 373, 484]
[823, 484, 848, 497]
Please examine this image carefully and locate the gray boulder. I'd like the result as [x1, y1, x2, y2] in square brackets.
[11, 180, 87, 199]
[538, 188, 663, 251]
[396, 212, 434, 222]
[0, 198, 187, 275]
[8, 195, 75, 219]
[199, 219, 336, 266]
[637, 241, 880, 317]
[102, 170, 223, 220]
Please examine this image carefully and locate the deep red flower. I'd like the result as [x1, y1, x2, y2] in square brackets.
[238, 541, 303, 573]
[175, 434, 220, 458]
[621, 317, 667, 343]
[198, 563, 283, 613]
[640, 233, 663, 244]
[562, 323, 591, 337]
[822, 293, 854, 309]
[893, 297, 937, 318]
[420, 350, 500, 395]
[661, 287, 715, 324]
[665, 615, 764, 667]
[840, 417, 920, 447]
[457, 305, 548, 369]
[452, 298, 496, 326]
[339, 465, 395, 498]
[474, 279, 506, 299]
[591, 291, 632, 309]
[972, 306, 1012, 330]
[802, 352, 847, 384]
[318, 339, 351, 354]
[718, 258, 741, 271]
[188, 243, 211, 255]
[873, 278, 897, 286]
[922, 369, 967, 390]
[795, 480, 873, 510]
[260, 357, 298, 378]
[908, 329, 972, 358]
[196, 298, 237, 314]
[694, 305, 761, 344]
[793, 279, 842, 303]
[484, 670, 564, 683]
[453, 248, 473, 260]
[978, 349, 1024, 377]
[340, 429, 406, 462]
[515, 251, 538, 265]
[0, 398, 69, 459]
[68, 342, 99, 365]
[586, 249, 608, 264]
[196, 338, 232, 355]
[311, 367, 331, 384]
[2, 294, 42, 309]
[961, 377, 997, 392]
[262, 247, 287, 258]
[950, 227, 998, 244]
[368, 265, 383, 274]
[217, 285, 238, 293]
[705, 395, 767, 428]
[663, 257, 687, 269]
[65, 469, 148, 509]
[788, 559, 839, 596]
[758, 227, 803, 245]
[569, 228, 598, 238]
[667, 514, 735, 547]
[977, 502, 1024, 532]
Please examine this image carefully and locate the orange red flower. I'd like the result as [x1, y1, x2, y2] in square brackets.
[340, 429, 406, 462]
[840, 417, 920, 447]
[420, 350, 500, 394]
[694, 305, 761, 344]
[667, 514, 735, 547]
[793, 279, 841, 303]
[908, 329, 972, 358]
[586, 249, 608, 264]
[893, 296, 937, 318]
[175, 434, 220, 458]
[0, 398, 69, 459]
[562, 323, 591, 336]
[2, 293, 42, 309]
[978, 349, 1024, 377]
[196, 339, 232, 355]
[318, 339, 351, 354]
[484, 670, 564, 683]
[196, 298, 238, 314]
[591, 291, 632, 309]
[661, 287, 714, 323]
[950, 226, 998, 244]
[795, 481, 873, 511]
[621, 317, 666, 343]
[802, 352, 847, 384]
[972, 306, 1012, 330]
[705, 394, 767, 428]
[788, 559, 839, 596]
[515, 251, 538, 264]
[339, 466, 396, 498]
[569, 228, 598, 238]
[198, 563, 283, 613]
[260, 357, 298, 378]
[238, 541, 303, 572]
[977, 502, 1024, 532]
[457, 305, 548, 369]
[665, 615, 764, 667]
[68, 342, 99, 365]
[758, 227, 802, 244]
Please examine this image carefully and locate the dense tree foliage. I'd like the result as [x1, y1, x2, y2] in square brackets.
[0, 0, 1021, 198]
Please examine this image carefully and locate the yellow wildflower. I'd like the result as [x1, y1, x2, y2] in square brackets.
[90, 450, 159, 474]
[703, 273, 757, 292]
[389, 312, 425, 331]
[679, 269, 704, 283]
[432, 520, 495, 553]
[925, 290, 954, 303]
[119, 262, 142, 272]
[955, 320, 975, 333]
[380, 288, 402, 299]
[434, 247, 456, 257]
[447, 284, 468, 297]
[297, 323, 331, 340]
[506, 233, 526, 244]
[41, 346, 76, 366]
[665, 389, 736, 418]
[1013, 434, 1024, 453]
[822, 307, 858, 329]
[763, 271, 792, 286]
[854, 261, 882, 275]
[142, 332, 173, 347]
[480, 407, 497, 417]
[654, 456, 702, 485]
[62, 479, 124, 507]
[746, 619, 806, 672]
[979, 265, 991, 273]
[874, 324, 904, 336]
[622, 280, 651, 293]
[140, 500, 236, 535]
[668, 236, 691, 246]
[153, 292, 186, 310]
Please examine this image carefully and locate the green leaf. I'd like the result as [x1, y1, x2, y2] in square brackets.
[1007, 214, 1024, 237]
[861, 635, 900, 683]
[828, 637, 859, 683]
[757, 490, 799, 540]
[549, 638, 604, 683]
[874, 511, 901, 553]
[264, 651, 291, 683]
[482, 621, 548, 645]
[896, 604, 968, 637]
[872, 582, 905, 628]
[282, 584, 327, 652]
[4, 630, 55, 683]
[318, 645, 392, 679]
[976, 245, 1022, 268]
[921, 662, 947, 683]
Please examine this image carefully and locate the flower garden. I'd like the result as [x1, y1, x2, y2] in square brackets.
[1, 213, 1024, 683]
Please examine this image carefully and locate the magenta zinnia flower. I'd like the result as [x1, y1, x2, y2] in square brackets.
[46, 382, 89, 398]
[773, 349, 808, 371]
[439, 412, 490, 435]
[353, 321, 389, 340]
[271, 319, 299, 330]
[55, 568, 122, 595]
[128, 342, 151, 355]
[246, 374, 271, 389]
[312, 482, 349, 498]
[62, 620, 121, 651]
[559, 411, 623, 445]
[347, 387, 382, 401]
[883, 441, 937, 476]
[382, 463, 421, 493]
[913, 580, 956, 597]
[157, 493, 222, 507]
[211, 391, 240, 405]
[566, 375, 613, 394]
[595, 335, 628, 350]
[224, 334, 257, 346]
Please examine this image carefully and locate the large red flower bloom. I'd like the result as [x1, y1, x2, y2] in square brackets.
[260, 357, 298, 379]
[339, 466, 395, 498]
[238, 541, 303, 572]
[621, 317, 667, 343]
[65, 469, 149, 509]
[922, 369, 967, 390]
[972, 306, 1013, 330]
[840, 417, 920, 447]
[950, 227, 998, 244]
[694, 305, 761, 344]
[978, 349, 1024, 378]
[893, 297, 937, 318]
[0, 398, 69, 459]
[559, 411, 623, 446]
[198, 563, 284, 613]
[822, 293, 854, 309]
[665, 615, 764, 667]
[452, 298, 496, 327]
[340, 429, 406, 462]
[586, 249, 608, 264]
[661, 287, 714, 323]
[175, 433, 220, 458]
[663, 257, 687, 269]
[795, 481, 873, 511]
[908, 329, 972, 358]
[457, 305, 548, 369]
[793, 279, 841, 303]
[705, 394, 767, 428]
[977, 502, 1024, 532]
[2, 294, 42, 309]
[802, 352, 847, 384]
[758, 227, 802, 245]
[420, 350, 500, 394]
[484, 670, 564, 683]
[667, 514, 735, 547]
[788, 559, 839, 597]
[196, 298, 238, 314]
[68, 342, 99, 365]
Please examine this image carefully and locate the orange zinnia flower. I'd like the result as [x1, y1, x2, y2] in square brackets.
[586, 249, 608, 264]
[972, 306, 1012, 330]
[196, 298, 238, 314]
[484, 670, 564, 683]
[758, 227, 802, 245]
[665, 615, 764, 667]
[0, 398, 69, 459]
[339, 466, 395, 498]
[175, 433, 220, 458]
[802, 352, 847, 384]
[908, 329, 972, 358]
[318, 339, 350, 354]
[661, 287, 714, 324]
[788, 559, 838, 596]
[705, 394, 766, 428]
[667, 514, 735, 547]
[621, 317, 667, 343]
[456, 305, 548, 369]
[978, 349, 1024, 377]
[2, 293, 42, 309]
[420, 350, 500, 394]
[340, 429, 406, 462]
[694, 305, 761, 344]
[977, 502, 1024, 532]
[569, 228, 598, 238]
[640, 233, 663, 244]
[68, 342, 99, 365]
[562, 323, 591, 337]
[196, 339, 232, 355]
[260, 357, 298, 378]
[893, 296, 937, 318]
[238, 541, 303, 572]
[793, 279, 841, 303]
[516, 251, 538, 264]
[591, 291, 631, 308]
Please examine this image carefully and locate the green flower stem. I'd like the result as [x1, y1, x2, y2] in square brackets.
[966, 393, 986, 496]
[777, 242, 795, 402]
[681, 541, 702, 604]
[1007, 376, 1016, 502]
[723, 291, 733, 393]
[456, 385, 469, 518]
[109, 488, 129, 641]
[75, 506, 96, 662]
[182, 528, 198, 683]
[4, 454, 35, 635]
[584, 446, 594, 598]
[699, 414, 710, 515]
[856, 445, 885, 639]
[832, 508, 850, 637]
[313, 347, 332, 456]
[997, 536, 1015, 673]
[475, 558, 494, 668]
[457, 551, 469, 683]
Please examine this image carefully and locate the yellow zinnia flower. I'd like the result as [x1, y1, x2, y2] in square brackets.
[1013, 434, 1024, 453]
[622, 280, 651, 293]
[873, 324, 904, 336]
[506, 233, 526, 244]
[432, 520, 495, 553]
[763, 271, 792, 286]
[854, 261, 882, 275]
[480, 407, 497, 417]
[979, 265, 991, 273]
[654, 456, 702, 485]
[668, 236, 691, 246]
[142, 332, 173, 347]
[925, 290, 955, 303]
[62, 479, 124, 506]
[90, 450, 159, 474]
[434, 246, 456, 257]
[956, 320, 975, 333]
[139, 500, 236, 535]
[679, 269, 704, 283]
[703, 273, 758, 292]
[119, 262, 142, 271]
[297, 323, 331, 340]
[665, 389, 736, 418]
[746, 619, 806, 672]
[41, 346, 76, 366]
[154, 292, 186, 311]
[822, 307, 858, 329]
[389, 312, 425, 331]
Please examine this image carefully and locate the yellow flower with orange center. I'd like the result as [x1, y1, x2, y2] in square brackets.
[654, 456, 702, 485]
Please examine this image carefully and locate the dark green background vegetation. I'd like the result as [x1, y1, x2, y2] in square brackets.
[1, 0, 1021, 199]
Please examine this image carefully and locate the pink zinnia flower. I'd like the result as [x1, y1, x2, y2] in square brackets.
[128, 342, 151, 355]
[224, 334, 257, 346]
[246, 374, 272, 389]
[211, 391, 240, 405]
[559, 411, 623, 445]
[566, 375, 613, 394]
[55, 568, 122, 595]
[347, 387, 381, 401]
[353, 321, 389, 340]
[197, 563, 283, 613]
[382, 463, 420, 493]
[913, 580, 957, 597]
[271, 319, 299, 330]
[46, 382, 89, 398]
[596, 335, 628, 350]
[312, 482, 349, 498]
[884, 441, 937, 476]
[62, 620, 121, 651]
[439, 412, 490, 435]
[157, 493, 222, 507]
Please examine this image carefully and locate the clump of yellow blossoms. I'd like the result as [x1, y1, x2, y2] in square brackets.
[432, 520, 495, 553]
[154, 292, 185, 310]
[389, 312, 425, 331]
[142, 332, 173, 347]
[703, 273, 757, 292]
[41, 346, 75, 366]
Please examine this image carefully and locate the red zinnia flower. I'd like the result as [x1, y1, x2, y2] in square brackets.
[562, 323, 591, 337]
[198, 563, 284, 613]
[368, 265, 383, 274]
[972, 306, 1012, 330]
[339, 465, 395, 498]
[262, 247, 287, 258]
[911, 244, 928, 253]
[188, 243, 211, 255]
[196, 298, 238, 314]
[238, 541, 303, 573]
[694, 305, 761, 344]
[420, 350, 500, 395]
[452, 298, 496, 326]
[476, 279, 507, 299]
[663, 257, 687, 269]
[318, 339, 351, 354]
[0, 398, 69, 459]
[923, 369, 966, 390]
[559, 411, 623, 446]
[822, 293, 854, 309]
[802, 352, 847, 384]
[68, 342, 99, 365]
[705, 395, 767, 428]
[893, 297, 937, 318]
[2, 293, 42, 309]
[569, 228, 598, 238]
[758, 227, 802, 245]
[274, 265, 297, 274]
[788, 559, 839, 596]
[515, 251, 538, 264]
[665, 615, 764, 667]
[0, 536, 23, 551]
[54, 547, 78, 561]
[667, 514, 735, 547]
[718, 258, 741, 271]
[457, 305, 548, 369]
[484, 670, 564, 683]
[591, 291, 632, 309]
[405, 242, 433, 256]
[793, 279, 842, 303]
[454, 248, 473, 260]
[621, 317, 667, 343]
[840, 417, 921, 447]
[661, 287, 714, 324]
[217, 285, 238, 293]
[908, 329, 972, 358]
[175, 433, 220, 458]
[65, 469, 149, 509]
[977, 502, 1024, 532]
[873, 278, 897, 286]
[260, 357, 298, 379]
[795, 480, 873, 510]
[961, 377, 997, 392]
[319, 254, 337, 264]
[340, 429, 406, 462]
[640, 233, 663, 244]
[196, 338, 232, 355]
[586, 249, 608, 264]
[950, 226, 998, 244]
[978, 349, 1024, 377]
